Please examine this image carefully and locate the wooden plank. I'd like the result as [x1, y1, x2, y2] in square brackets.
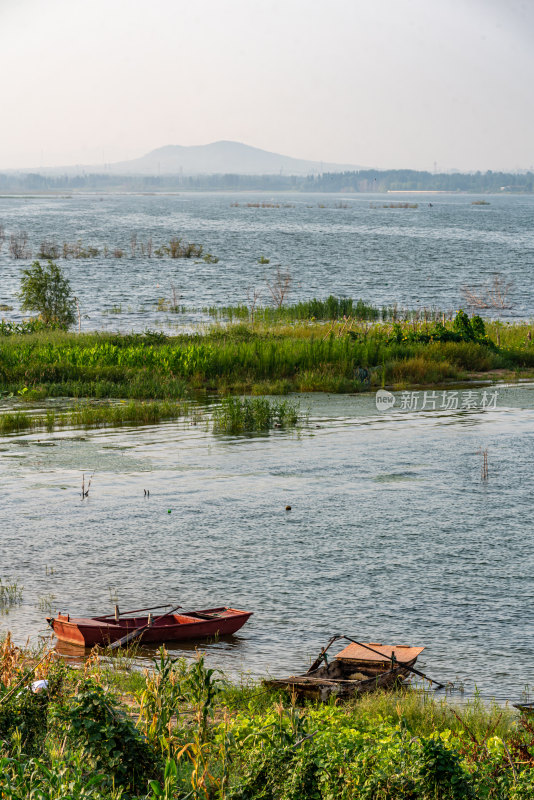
[107, 603, 182, 650]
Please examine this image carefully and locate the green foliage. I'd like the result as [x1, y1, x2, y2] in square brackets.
[0, 318, 52, 336]
[148, 757, 180, 799]
[224, 706, 480, 800]
[213, 396, 300, 433]
[389, 310, 489, 346]
[137, 649, 223, 748]
[0, 644, 533, 800]
[59, 679, 157, 792]
[137, 649, 187, 747]
[0, 752, 115, 799]
[0, 688, 48, 756]
[0, 311, 533, 402]
[19, 260, 76, 329]
[418, 736, 475, 799]
[0, 578, 23, 609]
[180, 653, 223, 737]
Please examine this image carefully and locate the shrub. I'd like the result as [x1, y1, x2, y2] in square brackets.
[59, 679, 157, 792]
[19, 260, 76, 329]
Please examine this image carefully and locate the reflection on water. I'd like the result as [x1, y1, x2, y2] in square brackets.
[1, 386, 534, 703]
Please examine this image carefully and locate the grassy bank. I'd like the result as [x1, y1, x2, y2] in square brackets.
[0, 636, 533, 799]
[1, 312, 534, 400]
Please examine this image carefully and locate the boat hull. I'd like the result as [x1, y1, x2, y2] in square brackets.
[267, 666, 410, 701]
[48, 607, 252, 647]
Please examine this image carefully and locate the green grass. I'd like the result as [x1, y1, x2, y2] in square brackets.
[0, 640, 532, 799]
[205, 295, 384, 322]
[0, 400, 188, 433]
[0, 579, 23, 609]
[0, 397, 303, 436]
[1, 312, 534, 402]
[212, 396, 301, 433]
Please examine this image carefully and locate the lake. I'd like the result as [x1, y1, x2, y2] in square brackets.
[0, 191, 533, 330]
[1, 191, 533, 703]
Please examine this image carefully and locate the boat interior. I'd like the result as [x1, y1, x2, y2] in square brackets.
[92, 607, 230, 626]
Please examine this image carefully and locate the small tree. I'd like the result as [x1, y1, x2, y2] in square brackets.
[19, 260, 76, 329]
[266, 266, 292, 308]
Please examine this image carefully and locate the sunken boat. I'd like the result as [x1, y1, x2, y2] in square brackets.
[266, 637, 425, 701]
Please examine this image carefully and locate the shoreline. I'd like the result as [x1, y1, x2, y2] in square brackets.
[0, 635, 531, 798]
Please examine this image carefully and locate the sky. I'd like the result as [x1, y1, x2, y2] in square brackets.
[1, 0, 533, 172]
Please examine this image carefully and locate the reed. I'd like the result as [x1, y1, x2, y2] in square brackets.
[37, 594, 56, 613]
[212, 396, 301, 433]
[0, 579, 23, 609]
[0, 400, 190, 434]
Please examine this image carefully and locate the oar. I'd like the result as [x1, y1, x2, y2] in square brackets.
[99, 603, 174, 620]
[341, 636, 445, 689]
[107, 603, 182, 651]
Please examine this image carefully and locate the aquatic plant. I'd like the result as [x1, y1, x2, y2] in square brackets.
[8, 231, 31, 259]
[154, 237, 205, 259]
[212, 396, 300, 433]
[37, 594, 56, 613]
[0, 580, 23, 610]
[0, 400, 190, 435]
[37, 238, 60, 259]
[61, 240, 100, 259]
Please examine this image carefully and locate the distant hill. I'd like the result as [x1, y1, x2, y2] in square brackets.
[96, 141, 361, 176]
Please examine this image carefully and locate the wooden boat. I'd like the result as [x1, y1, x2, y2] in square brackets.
[266, 638, 425, 701]
[47, 606, 252, 647]
[513, 701, 534, 714]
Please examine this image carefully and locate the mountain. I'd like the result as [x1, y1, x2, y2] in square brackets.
[105, 141, 361, 176]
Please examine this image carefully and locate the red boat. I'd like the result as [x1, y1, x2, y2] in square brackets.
[47, 606, 252, 648]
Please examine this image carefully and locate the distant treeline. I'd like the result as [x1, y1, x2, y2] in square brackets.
[1, 169, 533, 193]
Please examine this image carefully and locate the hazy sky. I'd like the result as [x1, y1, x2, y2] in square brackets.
[1, 0, 533, 172]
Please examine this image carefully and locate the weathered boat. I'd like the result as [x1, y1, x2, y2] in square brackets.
[266, 637, 425, 701]
[513, 701, 534, 714]
[47, 605, 253, 647]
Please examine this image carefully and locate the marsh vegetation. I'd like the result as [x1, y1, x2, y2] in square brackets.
[0, 581, 23, 612]
[0, 227, 218, 264]
[0, 638, 532, 799]
[1, 310, 534, 401]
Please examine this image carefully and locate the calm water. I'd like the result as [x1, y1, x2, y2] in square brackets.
[1, 386, 534, 703]
[0, 192, 533, 328]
